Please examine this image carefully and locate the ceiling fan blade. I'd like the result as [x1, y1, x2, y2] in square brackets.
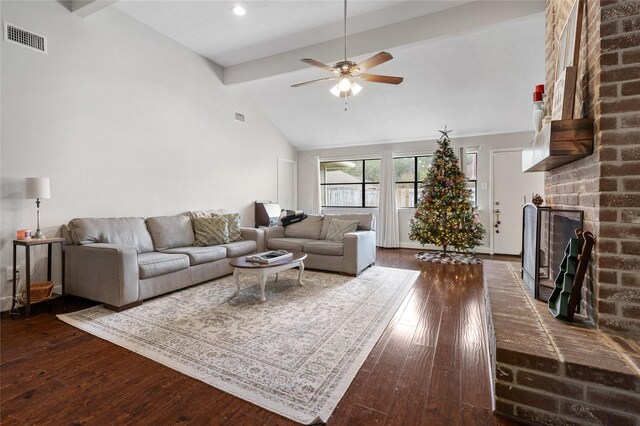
[300, 58, 337, 73]
[291, 77, 338, 88]
[354, 52, 393, 73]
[358, 74, 404, 85]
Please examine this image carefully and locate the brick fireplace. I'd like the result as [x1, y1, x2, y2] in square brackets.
[483, 2, 640, 424]
[544, 0, 640, 336]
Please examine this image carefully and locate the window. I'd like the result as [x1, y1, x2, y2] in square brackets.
[393, 156, 432, 208]
[320, 154, 477, 208]
[320, 159, 380, 207]
[394, 153, 478, 208]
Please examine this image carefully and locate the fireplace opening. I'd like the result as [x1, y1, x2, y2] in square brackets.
[521, 204, 584, 302]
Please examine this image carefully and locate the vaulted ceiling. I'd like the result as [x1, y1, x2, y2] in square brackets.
[112, 0, 546, 150]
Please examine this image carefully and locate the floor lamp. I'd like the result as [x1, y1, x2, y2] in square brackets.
[25, 177, 51, 239]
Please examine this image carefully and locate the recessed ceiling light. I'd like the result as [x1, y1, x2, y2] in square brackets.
[232, 5, 246, 16]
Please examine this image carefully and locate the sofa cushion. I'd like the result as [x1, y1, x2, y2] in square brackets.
[326, 219, 359, 243]
[284, 215, 324, 239]
[137, 252, 190, 279]
[69, 217, 154, 253]
[221, 213, 242, 242]
[303, 240, 344, 256]
[267, 237, 315, 252]
[162, 246, 227, 265]
[146, 215, 195, 251]
[220, 240, 257, 257]
[320, 213, 375, 239]
[193, 216, 229, 246]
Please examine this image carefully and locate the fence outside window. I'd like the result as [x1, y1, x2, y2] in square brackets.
[394, 153, 478, 208]
[320, 159, 380, 207]
[320, 153, 477, 208]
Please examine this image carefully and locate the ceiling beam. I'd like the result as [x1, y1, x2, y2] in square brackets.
[223, 0, 545, 86]
[71, 0, 118, 18]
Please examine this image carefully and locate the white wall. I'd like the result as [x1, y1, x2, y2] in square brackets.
[0, 1, 295, 308]
[297, 131, 536, 252]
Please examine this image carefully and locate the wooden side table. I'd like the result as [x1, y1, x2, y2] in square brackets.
[11, 237, 65, 317]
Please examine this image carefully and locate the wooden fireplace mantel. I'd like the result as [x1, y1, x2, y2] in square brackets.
[522, 118, 594, 172]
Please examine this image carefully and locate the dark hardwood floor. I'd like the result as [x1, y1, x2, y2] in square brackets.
[1, 249, 519, 425]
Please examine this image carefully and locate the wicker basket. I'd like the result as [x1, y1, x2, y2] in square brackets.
[19, 281, 54, 304]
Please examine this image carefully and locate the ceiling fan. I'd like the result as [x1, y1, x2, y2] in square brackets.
[291, 0, 404, 98]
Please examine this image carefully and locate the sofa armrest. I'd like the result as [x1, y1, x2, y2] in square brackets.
[343, 230, 377, 275]
[263, 226, 285, 240]
[66, 243, 139, 307]
[240, 227, 265, 252]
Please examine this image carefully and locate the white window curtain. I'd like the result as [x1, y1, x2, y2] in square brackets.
[377, 151, 399, 247]
[311, 156, 321, 215]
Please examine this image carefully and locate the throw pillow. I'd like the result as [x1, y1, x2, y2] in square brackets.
[325, 219, 359, 243]
[222, 213, 242, 242]
[192, 216, 229, 246]
[186, 209, 229, 220]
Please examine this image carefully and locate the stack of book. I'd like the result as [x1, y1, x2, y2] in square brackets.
[246, 250, 293, 264]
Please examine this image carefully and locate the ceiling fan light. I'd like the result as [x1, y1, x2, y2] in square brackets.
[351, 82, 362, 96]
[338, 77, 352, 92]
[330, 85, 342, 97]
[232, 5, 246, 16]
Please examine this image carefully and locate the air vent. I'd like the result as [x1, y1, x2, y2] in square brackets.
[235, 112, 245, 124]
[4, 22, 47, 54]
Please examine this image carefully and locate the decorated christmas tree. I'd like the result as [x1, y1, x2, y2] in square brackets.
[409, 127, 485, 259]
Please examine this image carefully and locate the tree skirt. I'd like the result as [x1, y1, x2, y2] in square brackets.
[58, 266, 418, 424]
[416, 251, 482, 264]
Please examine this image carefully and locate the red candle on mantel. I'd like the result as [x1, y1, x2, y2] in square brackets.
[536, 84, 545, 93]
[533, 91, 543, 102]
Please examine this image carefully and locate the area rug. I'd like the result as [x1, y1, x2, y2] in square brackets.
[58, 266, 418, 424]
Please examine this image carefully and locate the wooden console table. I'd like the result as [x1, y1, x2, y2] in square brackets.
[11, 237, 65, 317]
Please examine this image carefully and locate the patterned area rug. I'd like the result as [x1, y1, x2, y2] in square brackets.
[58, 266, 418, 424]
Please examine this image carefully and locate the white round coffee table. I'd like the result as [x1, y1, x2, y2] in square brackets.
[229, 250, 307, 302]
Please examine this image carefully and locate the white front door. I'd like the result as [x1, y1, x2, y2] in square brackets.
[492, 150, 545, 255]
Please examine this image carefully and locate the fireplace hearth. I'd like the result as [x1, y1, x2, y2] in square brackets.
[483, 260, 640, 425]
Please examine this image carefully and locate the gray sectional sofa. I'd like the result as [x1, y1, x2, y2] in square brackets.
[63, 212, 375, 311]
[263, 213, 376, 276]
[64, 215, 263, 311]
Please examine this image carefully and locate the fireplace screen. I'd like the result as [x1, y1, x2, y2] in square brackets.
[521, 204, 583, 301]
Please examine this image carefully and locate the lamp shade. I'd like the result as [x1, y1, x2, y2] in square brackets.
[25, 177, 51, 199]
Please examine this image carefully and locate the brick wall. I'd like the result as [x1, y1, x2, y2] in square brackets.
[544, 0, 640, 337]
[485, 261, 640, 425]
